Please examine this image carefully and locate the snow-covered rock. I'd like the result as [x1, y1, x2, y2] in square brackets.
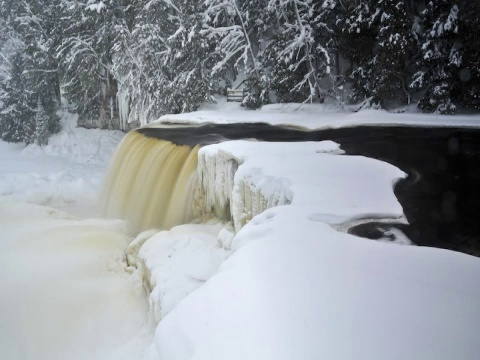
[126, 222, 230, 323]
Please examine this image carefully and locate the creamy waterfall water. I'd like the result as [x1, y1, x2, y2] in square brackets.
[101, 131, 200, 233]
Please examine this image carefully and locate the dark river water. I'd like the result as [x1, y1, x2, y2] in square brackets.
[138, 123, 480, 257]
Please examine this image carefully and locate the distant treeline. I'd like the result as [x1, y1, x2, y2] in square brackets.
[0, 0, 479, 143]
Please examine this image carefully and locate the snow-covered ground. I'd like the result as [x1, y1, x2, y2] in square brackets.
[155, 99, 480, 129]
[1, 107, 480, 360]
[0, 112, 124, 217]
[151, 205, 480, 360]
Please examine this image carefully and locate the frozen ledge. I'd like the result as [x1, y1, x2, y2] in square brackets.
[194, 139, 406, 233]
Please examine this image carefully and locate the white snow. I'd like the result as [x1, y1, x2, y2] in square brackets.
[127, 222, 230, 323]
[0, 111, 124, 216]
[152, 205, 480, 360]
[155, 101, 480, 129]
[1, 106, 480, 360]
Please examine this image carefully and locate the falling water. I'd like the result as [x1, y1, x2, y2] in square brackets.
[101, 131, 199, 233]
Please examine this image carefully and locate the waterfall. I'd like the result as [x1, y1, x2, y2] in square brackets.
[101, 131, 199, 233]
[101, 127, 291, 235]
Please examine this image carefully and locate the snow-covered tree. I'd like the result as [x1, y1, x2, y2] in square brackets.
[112, 0, 173, 125]
[114, 0, 219, 124]
[372, 0, 417, 107]
[453, 2, 480, 110]
[264, 0, 332, 103]
[0, 0, 61, 139]
[413, 0, 460, 114]
[58, 0, 122, 127]
[15, 0, 62, 133]
[203, 0, 270, 108]
[160, 0, 216, 113]
[0, 50, 35, 143]
[340, 0, 380, 105]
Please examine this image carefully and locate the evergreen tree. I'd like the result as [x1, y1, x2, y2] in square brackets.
[453, 1, 480, 109]
[239, 0, 275, 108]
[58, 0, 122, 127]
[16, 0, 62, 133]
[112, 0, 173, 125]
[161, 0, 216, 113]
[264, 0, 332, 103]
[339, 0, 379, 105]
[0, 50, 35, 142]
[24, 111, 36, 145]
[372, 0, 417, 107]
[204, 0, 263, 106]
[312, 0, 346, 103]
[413, 0, 460, 114]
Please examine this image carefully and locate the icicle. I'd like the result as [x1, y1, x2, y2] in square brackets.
[117, 84, 129, 131]
[110, 96, 113, 120]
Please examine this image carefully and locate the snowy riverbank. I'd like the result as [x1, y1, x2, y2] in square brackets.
[1, 109, 480, 360]
[0, 112, 124, 217]
[156, 100, 480, 129]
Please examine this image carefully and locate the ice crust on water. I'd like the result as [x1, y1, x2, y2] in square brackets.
[129, 137, 408, 336]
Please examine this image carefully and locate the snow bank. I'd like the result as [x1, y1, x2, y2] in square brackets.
[152, 205, 480, 360]
[23, 111, 125, 165]
[0, 111, 124, 216]
[156, 105, 480, 129]
[126, 222, 230, 323]
[195, 140, 406, 232]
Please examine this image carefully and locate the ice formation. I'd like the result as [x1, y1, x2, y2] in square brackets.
[193, 140, 405, 232]
[117, 82, 130, 131]
[194, 145, 293, 231]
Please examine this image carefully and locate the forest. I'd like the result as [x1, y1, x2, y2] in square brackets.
[0, 0, 478, 144]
